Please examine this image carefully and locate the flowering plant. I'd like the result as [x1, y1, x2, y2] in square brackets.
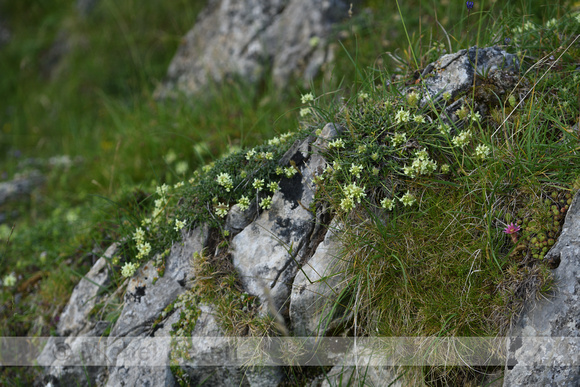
[503, 222, 521, 243]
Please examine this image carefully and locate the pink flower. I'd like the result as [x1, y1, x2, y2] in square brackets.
[503, 223, 521, 234]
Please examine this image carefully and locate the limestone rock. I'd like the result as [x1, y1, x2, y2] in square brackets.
[57, 243, 117, 336]
[418, 46, 520, 127]
[420, 46, 519, 104]
[503, 191, 580, 386]
[231, 136, 318, 311]
[154, 0, 349, 98]
[225, 203, 258, 234]
[319, 347, 404, 387]
[109, 262, 183, 338]
[290, 220, 346, 336]
[164, 226, 209, 287]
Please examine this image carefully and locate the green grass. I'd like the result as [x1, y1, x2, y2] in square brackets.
[1, 0, 580, 385]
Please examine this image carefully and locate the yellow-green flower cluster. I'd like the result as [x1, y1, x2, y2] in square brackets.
[400, 191, 416, 207]
[403, 148, 437, 178]
[2, 273, 16, 287]
[438, 124, 451, 135]
[406, 91, 419, 107]
[174, 219, 186, 232]
[328, 138, 345, 149]
[267, 181, 279, 192]
[253, 178, 265, 191]
[350, 163, 363, 179]
[475, 144, 491, 160]
[215, 202, 229, 217]
[216, 172, 234, 192]
[141, 184, 171, 227]
[267, 132, 294, 146]
[452, 130, 472, 148]
[380, 198, 395, 210]
[237, 196, 250, 211]
[301, 93, 314, 104]
[340, 183, 367, 212]
[413, 114, 426, 124]
[133, 227, 152, 260]
[258, 151, 274, 161]
[121, 262, 139, 278]
[395, 109, 411, 124]
[260, 196, 273, 210]
[246, 149, 257, 160]
[391, 132, 407, 147]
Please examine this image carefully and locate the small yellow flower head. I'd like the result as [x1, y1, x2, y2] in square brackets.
[442, 91, 452, 101]
[371, 152, 379, 161]
[406, 91, 419, 107]
[174, 219, 186, 232]
[523, 21, 535, 31]
[381, 198, 395, 210]
[136, 242, 151, 259]
[391, 132, 407, 147]
[253, 178, 265, 191]
[344, 183, 366, 203]
[216, 203, 229, 217]
[246, 149, 257, 160]
[3, 273, 16, 287]
[400, 191, 416, 207]
[475, 144, 491, 160]
[340, 197, 355, 212]
[237, 196, 250, 211]
[156, 184, 169, 197]
[441, 164, 450, 173]
[469, 111, 481, 123]
[258, 151, 274, 160]
[328, 138, 345, 149]
[358, 92, 370, 101]
[301, 93, 314, 104]
[372, 167, 380, 175]
[438, 124, 451, 135]
[260, 196, 273, 210]
[413, 114, 426, 124]
[216, 172, 234, 192]
[300, 107, 312, 117]
[456, 105, 470, 120]
[121, 262, 139, 278]
[268, 181, 280, 192]
[395, 109, 411, 124]
[284, 167, 298, 178]
[275, 167, 284, 175]
[350, 163, 363, 179]
[452, 130, 472, 148]
[133, 227, 146, 243]
[357, 144, 367, 154]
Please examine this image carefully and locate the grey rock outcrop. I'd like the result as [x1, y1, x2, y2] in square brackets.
[418, 46, 520, 127]
[290, 219, 346, 336]
[503, 191, 580, 386]
[38, 124, 350, 386]
[154, 0, 349, 98]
